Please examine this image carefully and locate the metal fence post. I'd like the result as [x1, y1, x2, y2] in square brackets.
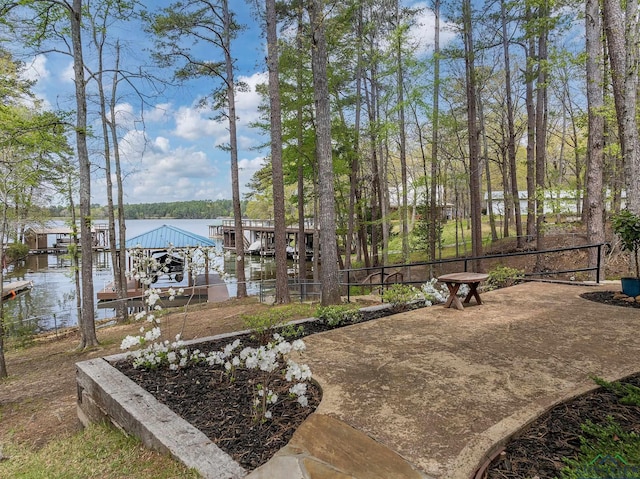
[596, 243, 602, 284]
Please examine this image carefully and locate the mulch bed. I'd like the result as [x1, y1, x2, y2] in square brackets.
[482, 372, 640, 478]
[581, 290, 640, 308]
[114, 304, 409, 471]
[482, 290, 640, 479]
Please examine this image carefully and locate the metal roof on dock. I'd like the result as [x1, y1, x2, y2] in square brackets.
[124, 224, 217, 249]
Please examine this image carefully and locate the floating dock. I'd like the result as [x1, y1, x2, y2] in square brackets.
[96, 274, 228, 307]
[2, 280, 33, 300]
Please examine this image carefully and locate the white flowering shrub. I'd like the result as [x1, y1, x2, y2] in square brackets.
[121, 330, 313, 422]
[418, 278, 469, 306]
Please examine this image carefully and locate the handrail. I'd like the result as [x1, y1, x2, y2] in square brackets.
[341, 242, 608, 302]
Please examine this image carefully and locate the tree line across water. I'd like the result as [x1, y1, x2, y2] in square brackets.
[47, 200, 246, 220]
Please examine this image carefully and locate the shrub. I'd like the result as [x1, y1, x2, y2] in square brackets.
[242, 309, 286, 345]
[6, 242, 29, 262]
[316, 304, 362, 327]
[381, 283, 421, 312]
[486, 265, 524, 290]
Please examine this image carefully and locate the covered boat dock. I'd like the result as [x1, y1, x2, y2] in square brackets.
[97, 224, 228, 306]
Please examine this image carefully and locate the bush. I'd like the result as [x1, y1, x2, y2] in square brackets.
[316, 304, 362, 327]
[486, 265, 524, 290]
[242, 304, 315, 344]
[6, 242, 29, 262]
[242, 309, 286, 345]
[381, 283, 421, 312]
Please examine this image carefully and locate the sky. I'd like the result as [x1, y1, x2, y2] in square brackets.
[14, 1, 448, 206]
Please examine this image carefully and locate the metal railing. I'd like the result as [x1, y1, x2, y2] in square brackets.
[258, 279, 321, 303]
[341, 242, 608, 302]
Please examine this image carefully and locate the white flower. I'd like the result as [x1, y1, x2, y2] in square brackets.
[275, 341, 292, 355]
[289, 383, 307, 397]
[120, 335, 141, 350]
[264, 410, 272, 419]
[291, 339, 306, 352]
[144, 327, 161, 342]
[297, 395, 308, 407]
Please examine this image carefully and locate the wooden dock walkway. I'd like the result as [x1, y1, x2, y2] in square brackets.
[97, 274, 228, 306]
[2, 280, 33, 300]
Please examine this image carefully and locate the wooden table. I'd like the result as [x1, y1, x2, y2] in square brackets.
[438, 272, 489, 310]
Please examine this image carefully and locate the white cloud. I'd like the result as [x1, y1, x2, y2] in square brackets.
[59, 61, 75, 84]
[101, 129, 228, 203]
[236, 72, 267, 126]
[409, 2, 458, 55]
[22, 55, 50, 82]
[147, 103, 173, 123]
[238, 156, 266, 190]
[238, 134, 259, 151]
[154, 136, 171, 153]
[173, 104, 227, 141]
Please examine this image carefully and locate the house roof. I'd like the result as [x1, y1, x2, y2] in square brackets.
[124, 224, 217, 250]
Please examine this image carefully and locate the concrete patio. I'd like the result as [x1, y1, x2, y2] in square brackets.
[250, 281, 640, 478]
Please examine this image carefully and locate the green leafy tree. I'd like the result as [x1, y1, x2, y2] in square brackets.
[0, 50, 72, 377]
[148, 0, 248, 298]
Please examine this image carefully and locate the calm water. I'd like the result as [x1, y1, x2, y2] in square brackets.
[2, 219, 279, 334]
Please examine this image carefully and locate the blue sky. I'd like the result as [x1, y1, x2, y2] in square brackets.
[15, 1, 447, 206]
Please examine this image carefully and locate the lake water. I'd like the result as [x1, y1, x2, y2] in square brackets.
[2, 219, 279, 334]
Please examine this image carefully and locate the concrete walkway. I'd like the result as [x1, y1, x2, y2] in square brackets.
[250, 282, 640, 479]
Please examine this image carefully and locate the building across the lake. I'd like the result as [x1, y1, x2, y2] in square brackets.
[213, 218, 315, 258]
[24, 223, 110, 253]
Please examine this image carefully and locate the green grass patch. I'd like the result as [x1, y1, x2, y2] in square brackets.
[560, 378, 640, 479]
[559, 419, 640, 479]
[0, 422, 200, 478]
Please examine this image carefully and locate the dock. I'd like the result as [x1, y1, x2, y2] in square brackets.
[215, 218, 315, 257]
[96, 274, 228, 308]
[2, 280, 33, 300]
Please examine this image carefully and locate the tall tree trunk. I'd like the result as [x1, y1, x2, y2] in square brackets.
[479, 97, 498, 241]
[535, 2, 549, 268]
[265, 0, 290, 304]
[364, 65, 380, 267]
[603, 0, 640, 214]
[586, 0, 605, 279]
[430, 0, 441, 263]
[71, 0, 98, 349]
[295, 2, 308, 283]
[108, 44, 128, 322]
[309, 0, 341, 305]
[463, 0, 483, 269]
[0, 191, 9, 378]
[346, 3, 364, 271]
[501, 0, 523, 247]
[395, 1, 409, 266]
[525, 8, 537, 241]
[223, 0, 247, 298]
[93, 26, 125, 323]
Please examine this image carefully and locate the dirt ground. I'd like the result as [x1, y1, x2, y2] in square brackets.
[0, 298, 271, 449]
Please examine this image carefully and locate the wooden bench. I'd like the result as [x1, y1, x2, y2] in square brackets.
[437, 272, 489, 310]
